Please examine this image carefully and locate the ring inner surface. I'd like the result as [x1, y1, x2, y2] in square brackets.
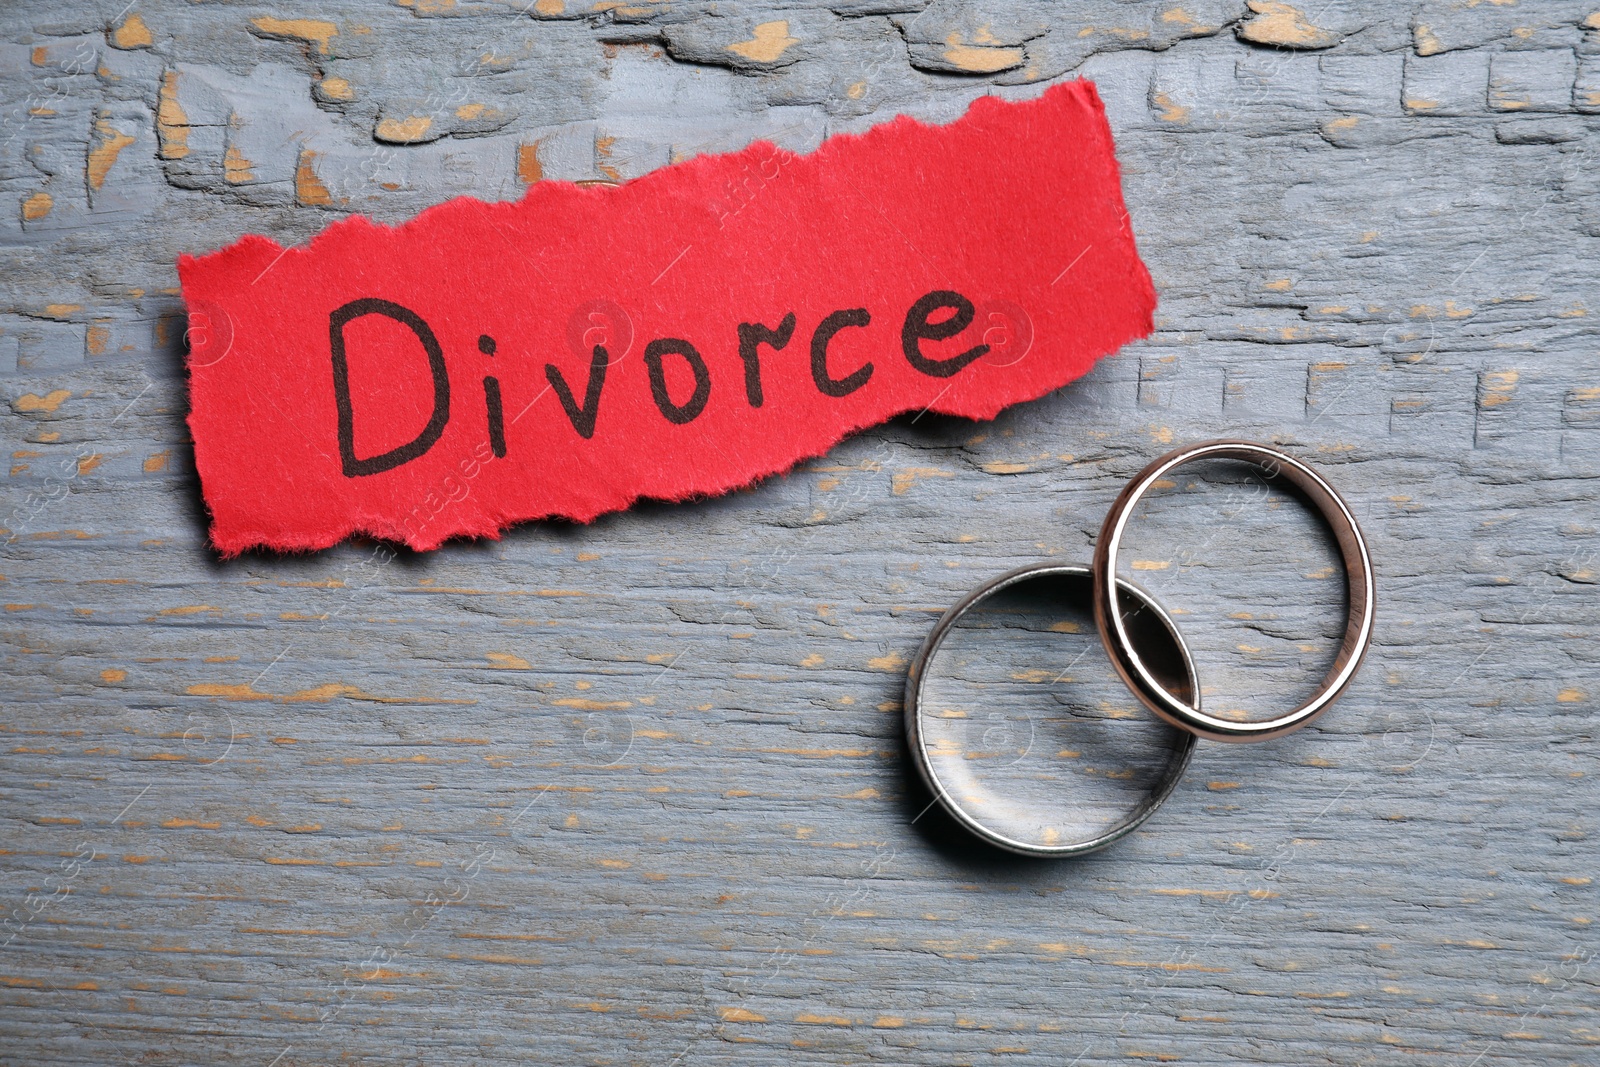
[1114, 457, 1347, 727]
[918, 570, 1192, 852]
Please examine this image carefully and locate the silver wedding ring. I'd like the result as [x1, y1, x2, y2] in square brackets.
[903, 564, 1198, 857]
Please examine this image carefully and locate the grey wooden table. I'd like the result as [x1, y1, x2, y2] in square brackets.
[2, 2, 1596, 1064]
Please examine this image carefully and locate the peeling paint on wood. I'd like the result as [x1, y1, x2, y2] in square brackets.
[1, 2, 1597, 1065]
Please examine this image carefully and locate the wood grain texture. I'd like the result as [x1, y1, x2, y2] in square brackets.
[1, 2, 1596, 1064]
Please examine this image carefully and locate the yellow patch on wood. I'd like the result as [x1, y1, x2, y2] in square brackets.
[890, 467, 953, 495]
[1414, 23, 1442, 56]
[43, 304, 81, 319]
[156, 72, 188, 159]
[251, 16, 339, 55]
[517, 141, 543, 184]
[376, 115, 434, 143]
[1557, 688, 1586, 703]
[796, 1011, 852, 1026]
[22, 191, 52, 220]
[1237, 1, 1339, 49]
[1151, 91, 1190, 124]
[187, 681, 439, 704]
[535, 0, 565, 12]
[111, 13, 154, 49]
[86, 324, 110, 355]
[99, 668, 127, 683]
[800, 653, 824, 668]
[552, 697, 631, 710]
[867, 650, 907, 671]
[486, 652, 531, 669]
[1481, 369, 1519, 407]
[594, 134, 622, 181]
[1131, 560, 1170, 570]
[89, 118, 137, 189]
[719, 1006, 766, 1023]
[1327, 116, 1364, 140]
[143, 450, 170, 472]
[981, 461, 1030, 474]
[318, 76, 353, 101]
[223, 145, 255, 184]
[941, 33, 1024, 73]
[14, 389, 71, 413]
[295, 149, 334, 206]
[727, 20, 799, 63]
[1491, 87, 1529, 111]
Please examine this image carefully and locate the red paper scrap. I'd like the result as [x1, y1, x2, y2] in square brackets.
[180, 80, 1155, 554]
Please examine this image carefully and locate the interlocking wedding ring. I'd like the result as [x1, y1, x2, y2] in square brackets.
[1092, 440, 1375, 743]
[904, 563, 1199, 856]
